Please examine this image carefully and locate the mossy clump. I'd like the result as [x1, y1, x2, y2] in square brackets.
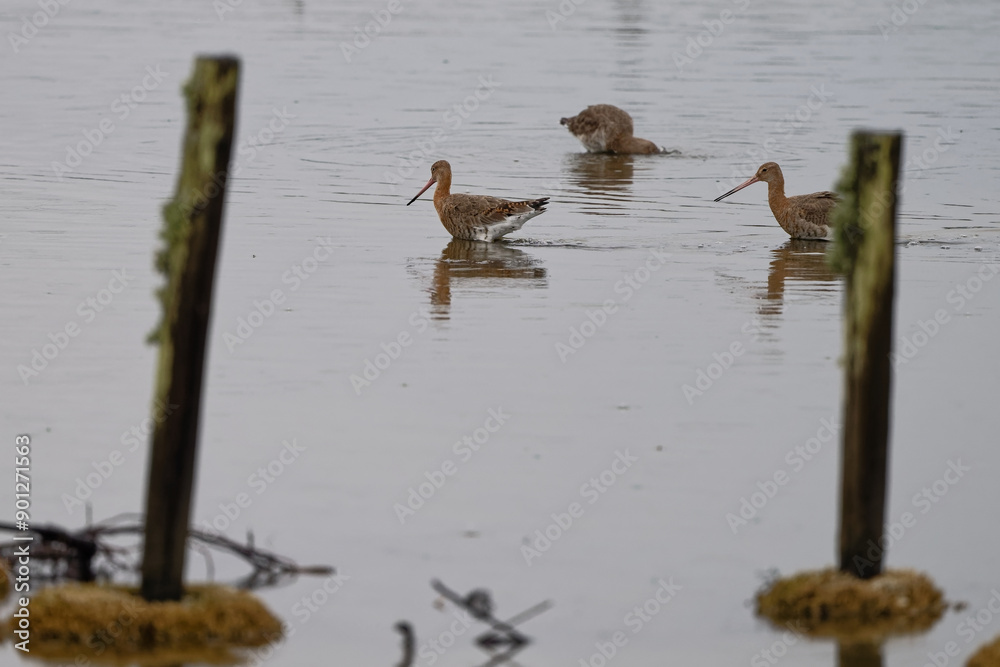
[755, 567, 945, 641]
[969, 634, 1000, 667]
[3, 583, 281, 664]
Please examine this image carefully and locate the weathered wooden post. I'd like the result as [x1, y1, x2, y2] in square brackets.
[838, 640, 882, 667]
[830, 131, 902, 579]
[141, 56, 240, 601]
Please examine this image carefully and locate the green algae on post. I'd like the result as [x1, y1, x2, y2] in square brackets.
[828, 151, 859, 276]
[755, 568, 945, 642]
[3, 583, 281, 664]
[150, 57, 240, 345]
[829, 131, 901, 276]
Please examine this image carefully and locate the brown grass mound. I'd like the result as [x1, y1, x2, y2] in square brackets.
[969, 634, 1000, 667]
[755, 567, 946, 641]
[4, 583, 282, 664]
[0, 561, 9, 602]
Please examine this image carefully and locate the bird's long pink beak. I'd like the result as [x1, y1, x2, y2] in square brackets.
[406, 178, 436, 206]
[714, 175, 760, 202]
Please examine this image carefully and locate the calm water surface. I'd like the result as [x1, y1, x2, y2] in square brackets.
[2, 0, 999, 665]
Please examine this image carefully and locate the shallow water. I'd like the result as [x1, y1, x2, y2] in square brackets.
[2, 0, 999, 665]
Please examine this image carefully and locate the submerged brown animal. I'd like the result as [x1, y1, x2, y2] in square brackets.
[406, 160, 548, 242]
[714, 162, 839, 240]
[560, 104, 661, 155]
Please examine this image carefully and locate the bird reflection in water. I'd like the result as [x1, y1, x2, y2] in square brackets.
[428, 240, 547, 320]
[564, 152, 635, 193]
[612, 0, 649, 48]
[755, 239, 841, 330]
[562, 153, 637, 217]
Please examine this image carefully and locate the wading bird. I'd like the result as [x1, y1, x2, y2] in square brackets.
[406, 160, 548, 242]
[714, 162, 838, 240]
[559, 104, 662, 154]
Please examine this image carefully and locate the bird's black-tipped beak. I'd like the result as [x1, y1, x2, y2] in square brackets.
[714, 175, 760, 202]
[407, 178, 436, 206]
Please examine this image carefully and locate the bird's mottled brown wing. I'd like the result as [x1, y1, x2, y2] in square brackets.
[442, 194, 548, 226]
[811, 191, 840, 201]
[797, 191, 839, 225]
[782, 191, 840, 239]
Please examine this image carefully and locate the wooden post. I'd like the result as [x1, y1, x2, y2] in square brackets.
[831, 131, 902, 579]
[140, 56, 240, 601]
[838, 641, 882, 667]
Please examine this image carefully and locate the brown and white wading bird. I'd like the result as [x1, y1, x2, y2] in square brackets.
[406, 160, 549, 242]
[714, 162, 839, 240]
[559, 104, 662, 154]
